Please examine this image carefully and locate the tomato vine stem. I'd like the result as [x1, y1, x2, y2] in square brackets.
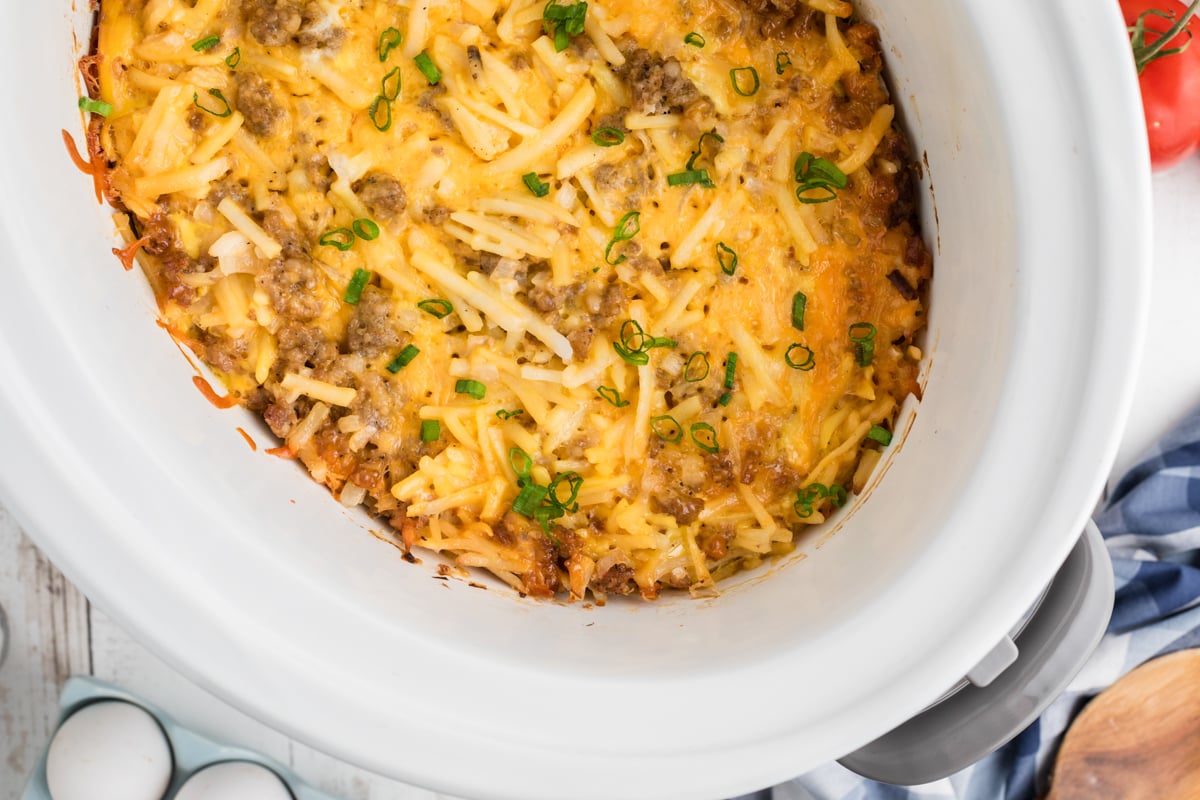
[1130, 0, 1200, 73]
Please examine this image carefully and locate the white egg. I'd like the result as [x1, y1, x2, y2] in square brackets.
[175, 761, 293, 800]
[46, 701, 173, 800]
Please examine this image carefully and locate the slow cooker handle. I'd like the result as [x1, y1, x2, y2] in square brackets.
[837, 519, 1113, 785]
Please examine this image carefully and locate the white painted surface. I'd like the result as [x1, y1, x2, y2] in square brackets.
[1, 166, 1197, 800]
[1113, 158, 1200, 478]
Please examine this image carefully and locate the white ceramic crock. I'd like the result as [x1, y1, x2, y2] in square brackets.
[0, 1, 1150, 798]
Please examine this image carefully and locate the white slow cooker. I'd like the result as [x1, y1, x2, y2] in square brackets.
[0, 1, 1150, 798]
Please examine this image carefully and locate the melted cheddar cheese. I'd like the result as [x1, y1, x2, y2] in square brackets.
[88, 0, 931, 600]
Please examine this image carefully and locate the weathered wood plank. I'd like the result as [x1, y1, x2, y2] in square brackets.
[0, 506, 92, 791]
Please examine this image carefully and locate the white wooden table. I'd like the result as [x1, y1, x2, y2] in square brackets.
[3, 159, 1199, 800]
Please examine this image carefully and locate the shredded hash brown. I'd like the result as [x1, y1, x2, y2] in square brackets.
[83, 0, 931, 600]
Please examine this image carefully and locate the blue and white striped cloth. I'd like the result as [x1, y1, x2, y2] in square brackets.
[747, 407, 1200, 800]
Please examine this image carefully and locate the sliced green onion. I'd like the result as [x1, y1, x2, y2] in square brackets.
[729, 66, 760, 96]
[686, 130, 725, 171]
[537, 509, 564, 539]
[717, 392, 733, 407]
[564, 4, 588, 34]
[386, 344, 421, 373]
[650, 415, 683, 443]
[621, 320, 656, 351]
[613, 343, 649, 366]
[522, 172, 550, 197]
[684, 31, 706, 48]
[849, 322, 877, 367]
[868, 425, 893, 446]
[716, 242, 738, 275]
[352, 218, 380, 241]
[564, 5, 588, 34]
[792, 291, 807, 331]
[684, 352, 710, 382]
[319, 228, 355, 251]
[343, 268, 372, 305]
[604, 210, 640, 265]
[496, 409, 525, 420]
[414, 50, 441, 84]
[455, 378, 487, 400]
[723, 352, 738, 389]
[225, 47, 241, 69]
[509, 446, 534, 479]
[421, 419, 441, 442]
[509, 446, 583, 533]
[689, 421, 719, 453]
[785, 343, 816, 371]
[534, 501, 567, 536]
[597, 386, 629, 407]
[368, 95, 392, 131]
[547, 471, 583, 509]
[378, 27, 402, 62]
[381, 66, 402, 101]
[192, 88, 232, 118]
[511, 481, 542, 512]
[533, 505, 562, 532]
[667, 169, 713, 188]
[775, 51, 791, 74]
[793, 483, 844, 518]
[543, 1, 589, 52]
[591, 127, 625, 147]
[849, 322, 878, 339]
[612, 318, 675, 365]
[512, 482, 548, 516]
[418, 298, 453, 318]
[192, 35, 220, 52]
[794, 151, 848, 204]
[78, 97, 112, 117]
[794, 483, 831, 518]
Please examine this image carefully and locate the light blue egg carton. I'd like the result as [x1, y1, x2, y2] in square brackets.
[23, 675, 340, 800]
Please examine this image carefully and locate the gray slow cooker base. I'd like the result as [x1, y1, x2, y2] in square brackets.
[838, 519, 1112, 785]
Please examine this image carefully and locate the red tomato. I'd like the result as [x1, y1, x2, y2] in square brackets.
[1121, 0, 1200, 169]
